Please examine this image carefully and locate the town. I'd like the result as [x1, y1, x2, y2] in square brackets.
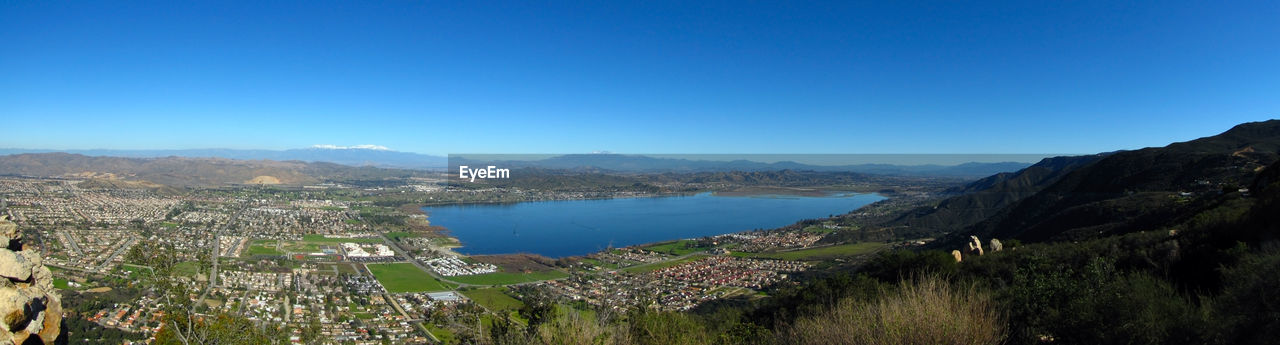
[0, 175, 900, 344]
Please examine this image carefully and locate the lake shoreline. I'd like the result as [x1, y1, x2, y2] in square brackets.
[422, 191, 885, 259]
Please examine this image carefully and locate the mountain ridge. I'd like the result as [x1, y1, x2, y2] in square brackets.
[0, 147, 449, 170]
[924, 119, 1280, 247]
[0, 153, 423, 187]
[0, 148, 1040, 177]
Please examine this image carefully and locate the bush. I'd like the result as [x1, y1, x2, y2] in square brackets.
[629, 309, 711, 345]
[535, 307, 630, 345]
[1209, 247, 1280, 345]
[1003, 256, 1203, 344]
[861, 250, 959, 282]
[784, 275, 1004, 345]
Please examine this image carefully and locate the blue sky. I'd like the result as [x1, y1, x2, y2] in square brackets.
[2, 1, 1277, 155]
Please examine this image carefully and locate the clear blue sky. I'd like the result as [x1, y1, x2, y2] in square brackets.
[2, 1, 1277, 155]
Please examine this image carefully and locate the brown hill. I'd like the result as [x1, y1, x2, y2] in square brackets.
[0, 153, 419, 187]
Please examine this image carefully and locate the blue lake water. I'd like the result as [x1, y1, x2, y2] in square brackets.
[422, 192, 885, 258]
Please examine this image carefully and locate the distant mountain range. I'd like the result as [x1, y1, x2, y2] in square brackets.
[0, 147, 449, 170]
[0, 153, 425, 187]
[454, 154, 1034, 177]
[0, 147, 1036, 177]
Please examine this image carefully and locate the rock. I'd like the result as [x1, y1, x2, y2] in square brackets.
[0, 218, 61, 344]
[967, 236, 984, 256]
[951, 250, 963, 262]
[989, 239, 1003, 252]
[0, 251, 31, 282]
[0, 221, 15, 241]
[0, 220, 17, 251]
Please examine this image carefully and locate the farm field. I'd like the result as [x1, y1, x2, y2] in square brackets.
[730, 242, 885, 261]
[643, 240, 707, 256]
[366, 263, 453, 292]
[622, 254, 709, 273]
[244, 240, 284, 256]
[460, 287, 525, 311]
[448, 270, 569, 286]
[171, 261, 203, 277]
[302, 234, 382, 243]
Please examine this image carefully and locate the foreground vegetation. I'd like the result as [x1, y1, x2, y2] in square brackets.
[485, 275, 1001, 345]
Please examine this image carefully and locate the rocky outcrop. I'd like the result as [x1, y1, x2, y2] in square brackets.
[966, 236, 984, 256]
[989, 239, 1003, 252]
[951, 250, 964, 263]
[0, 217, 61, 344]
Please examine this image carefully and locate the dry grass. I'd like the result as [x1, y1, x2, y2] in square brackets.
[785, 276, 1005, 345]
[534, 309, 632, 345]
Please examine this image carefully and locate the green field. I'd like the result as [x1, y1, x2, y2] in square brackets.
[384, 231, 419, 241]
[282, 243, 329, 253]
[244, 241, 284, 256]
[53, 277, 70, 289]
[431, 237, 461, 247]
[366, 263, 453, 292]
[644, 240, 706, 255]
[426, 324, 456, 344]
[731, 242, 885, 261]
[171, 261, 204, 277]
[461, 287, 526, 311]
[448, 270, 569, 285]
[303, 234, 381, 243]
[622, 254, 709, 273]
[120, 264, 153, 277]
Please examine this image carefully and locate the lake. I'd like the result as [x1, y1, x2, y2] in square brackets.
[422, 192, 885, 258]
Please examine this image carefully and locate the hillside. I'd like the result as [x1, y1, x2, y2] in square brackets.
[937, 119, 1280, 246]
[883, 154, 1108, 234]
[0, 147, 449, 170]
[0, 153, 423, 187]
[657, 120, 1280, 345]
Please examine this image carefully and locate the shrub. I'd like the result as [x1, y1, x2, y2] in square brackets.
[535, 307, 631, 345]
[629, 309, 711, 345]
[1004, 256, 1203, 344]
[784, 275, 1004, 345]
[1209, 247, 1280, 345]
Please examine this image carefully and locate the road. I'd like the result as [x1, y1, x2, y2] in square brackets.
[58, 230, 84, 256]
[45, 262, 99, 275]
[210, 235, 220, 287]
[96, 236, 137, 272]
[233, 289, 250, 315]
[221, 237, 244, 257]
[194, 207, 243, 309]
[349, 253, 440, 343]
[282, 295, 291, 323]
